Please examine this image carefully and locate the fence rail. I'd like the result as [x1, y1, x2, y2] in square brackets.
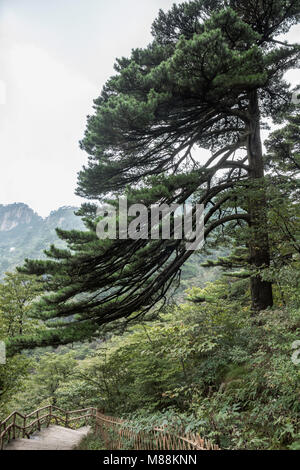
[0, 406, 96, 450]
[1, 407, 220, 451]
[95, 411, 220, 451]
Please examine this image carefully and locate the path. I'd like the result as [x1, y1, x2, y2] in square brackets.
[4, 425, 90, 450]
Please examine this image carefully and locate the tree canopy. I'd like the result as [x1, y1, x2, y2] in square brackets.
[10, 0, 300, 353]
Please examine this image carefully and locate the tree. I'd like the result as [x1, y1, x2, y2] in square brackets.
[0, 272, 43, 415]
[261, 104, 300, 302]
[0, 272, 42, 338]
[0, 354, 31, 419]
[203, 104, 300, 284]
[265, 105, 300, 255]
[31, 352, 76, 406]
[10, 0, 300, 352]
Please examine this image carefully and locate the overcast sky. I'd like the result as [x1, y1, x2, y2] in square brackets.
[0, 1, 299, 217]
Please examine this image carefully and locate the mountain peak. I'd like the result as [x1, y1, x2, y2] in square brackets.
[0, 203, 42, 232]
[0, 202, 85, 277]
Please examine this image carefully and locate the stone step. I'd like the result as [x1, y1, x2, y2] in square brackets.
[4, 425, 91, 451]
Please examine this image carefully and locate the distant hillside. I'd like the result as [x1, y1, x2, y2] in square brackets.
[0, 203, 85, 277]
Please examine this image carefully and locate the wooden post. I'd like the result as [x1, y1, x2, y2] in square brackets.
[37, 410, 41, 431]
[23, 416, 26, 438]
[48, 405, 52, 427]
[95, 409, 99, 434]
[0, 422, 3, 451]
[12, 413, 16, 440]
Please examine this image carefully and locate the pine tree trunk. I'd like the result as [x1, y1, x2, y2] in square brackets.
[247, 90, 273, 312]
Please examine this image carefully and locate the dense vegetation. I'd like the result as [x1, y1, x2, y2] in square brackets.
[7, 0, 298, 352]
[0, 0, 299, 451]
[1, 263, 300, 450]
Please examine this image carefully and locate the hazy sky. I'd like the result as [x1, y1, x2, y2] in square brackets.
[0, 1, 299, 217]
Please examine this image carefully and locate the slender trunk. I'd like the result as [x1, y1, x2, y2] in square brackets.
[247, 90, 273, 312]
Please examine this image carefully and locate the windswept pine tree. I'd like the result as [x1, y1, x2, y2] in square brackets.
[10, 0, 300, 352]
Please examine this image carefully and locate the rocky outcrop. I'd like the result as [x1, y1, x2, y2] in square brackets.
[0, 203, 85, 277]
[0, 203, 42, 232]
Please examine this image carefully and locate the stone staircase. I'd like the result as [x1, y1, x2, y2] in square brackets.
[4, 425, 90, 450]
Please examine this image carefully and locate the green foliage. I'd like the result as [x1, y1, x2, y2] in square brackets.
[14, 0, 300, 348]
[5, 350, 83, 414]
[1, 1, 300, 452]
[0, 272, 42, 338]
[0, 272, 44, 418]
[0, 354, 32, 420]
[3, 270, 300, 450]
[32, 352, 77, 404]
[75, 430, 105, 450]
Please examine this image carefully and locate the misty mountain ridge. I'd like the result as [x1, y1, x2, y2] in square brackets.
[0, 203, 85, 277]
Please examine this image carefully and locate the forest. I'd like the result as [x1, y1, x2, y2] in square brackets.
[0, 0, 300, 451]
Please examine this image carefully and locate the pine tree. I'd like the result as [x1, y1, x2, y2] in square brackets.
[10, 0, 300, 353]
[203, 103, 300, 288]
[265, 103, 300, 267]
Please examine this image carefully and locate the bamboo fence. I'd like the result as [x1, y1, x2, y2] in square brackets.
[95, 411, 220, 451]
